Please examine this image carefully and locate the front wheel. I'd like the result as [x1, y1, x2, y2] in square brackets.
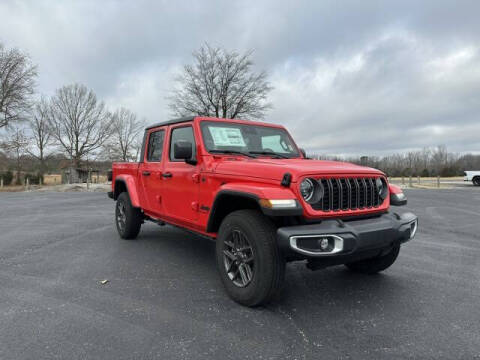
[216, 210, 285, 307]
[115, 192, 142, 239]
[345, 245, 400, 274]
[473, 177, 480, 186]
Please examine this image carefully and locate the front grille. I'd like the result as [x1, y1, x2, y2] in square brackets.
[311, 177, 382, 211]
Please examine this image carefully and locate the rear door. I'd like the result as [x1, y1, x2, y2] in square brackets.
[140, 127, 166, 215]
[161, 124, 199, 223]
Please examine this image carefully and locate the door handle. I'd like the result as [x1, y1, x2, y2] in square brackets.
[142, 171, 151, 176]
[162, 172, 173, 178]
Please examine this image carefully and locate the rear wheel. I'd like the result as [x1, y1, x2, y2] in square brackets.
[345, 245, 400, 274]
[473, 177, 480, 186]
[216, 210, 285, 307]
[115, 192, 142, 239]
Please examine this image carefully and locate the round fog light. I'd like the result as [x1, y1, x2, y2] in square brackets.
[320, 238, 329, 250]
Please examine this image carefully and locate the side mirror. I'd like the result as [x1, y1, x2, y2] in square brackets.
[174, 140, 196, 165]
[299, 148, 307, 158]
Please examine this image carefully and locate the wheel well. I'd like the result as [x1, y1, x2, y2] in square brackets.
[207, 194, 260, 233]
[114, 180, 128, 200]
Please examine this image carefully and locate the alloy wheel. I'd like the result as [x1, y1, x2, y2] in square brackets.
[223, 229, 255, 287]
[116, 201, 127, 233]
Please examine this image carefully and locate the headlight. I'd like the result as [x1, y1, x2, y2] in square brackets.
[376, 177, 388, 199]
[299, 178, 323, 204]
[300, 178, 315, 201]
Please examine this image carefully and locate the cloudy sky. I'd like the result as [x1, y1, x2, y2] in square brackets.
[1, 0, 479, 156]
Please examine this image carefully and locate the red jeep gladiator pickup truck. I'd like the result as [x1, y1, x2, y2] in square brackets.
[109, 116, 417, 306]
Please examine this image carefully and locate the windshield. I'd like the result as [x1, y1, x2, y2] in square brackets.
[200, 121, 300, 158]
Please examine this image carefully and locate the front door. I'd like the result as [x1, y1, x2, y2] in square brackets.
[161, 124, 199, 223]
[140, 127, 166, 216]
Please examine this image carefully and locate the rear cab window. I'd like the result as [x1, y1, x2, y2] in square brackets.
[146, 129, 165, 162]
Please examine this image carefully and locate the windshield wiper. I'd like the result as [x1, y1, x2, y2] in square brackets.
[248, 151, 290, 159]
[209, 149, 257, 158]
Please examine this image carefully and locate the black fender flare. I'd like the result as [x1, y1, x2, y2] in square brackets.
[206, 190, 303, 233]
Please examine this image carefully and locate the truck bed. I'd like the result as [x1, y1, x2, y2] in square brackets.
[112, 162, 140, 180]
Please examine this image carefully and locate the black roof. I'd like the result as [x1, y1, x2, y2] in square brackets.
[145, 116, 196, 130]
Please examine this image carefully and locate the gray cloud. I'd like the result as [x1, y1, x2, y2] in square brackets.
[1, 0, 479, 155]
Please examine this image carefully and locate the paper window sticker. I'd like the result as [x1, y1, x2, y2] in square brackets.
[209, 127, 246, 147]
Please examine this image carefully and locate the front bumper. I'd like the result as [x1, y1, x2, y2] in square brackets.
[277, 212, 417, 263]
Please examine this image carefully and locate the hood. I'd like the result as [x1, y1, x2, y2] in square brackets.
[213, 158, 384, 182]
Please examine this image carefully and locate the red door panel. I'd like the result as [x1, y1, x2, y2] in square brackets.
[162, 124, 199, 223]
[140, 128, 166, 216]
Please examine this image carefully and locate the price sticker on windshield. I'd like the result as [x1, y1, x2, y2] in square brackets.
[209, 127, 246, 147]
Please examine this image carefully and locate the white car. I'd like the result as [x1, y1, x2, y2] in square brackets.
[464, 171, 480, 186]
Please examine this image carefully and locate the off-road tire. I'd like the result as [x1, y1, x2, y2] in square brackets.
[115, 192, 142, 240]
[216, 209, 285, 307]
[345, 244, 400, 274]
[473, 177, 480, 186]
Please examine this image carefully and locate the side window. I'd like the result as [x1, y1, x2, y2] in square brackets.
[170, 126, 196, 161]
[147, 130, 165, 162]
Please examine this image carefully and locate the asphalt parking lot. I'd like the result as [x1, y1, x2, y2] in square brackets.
[1, 188, 479, 359]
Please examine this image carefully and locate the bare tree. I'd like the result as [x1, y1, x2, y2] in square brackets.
[28, 97, 52, 175]
[169, 43, 272, 119]
[48, 84, 112, 168]
[0, 127, 30, 183]
[431, 145, 448, 175]
[420, 147, 431, 172]
[107, 107, 144, 161]
[0, 43, 37, 129]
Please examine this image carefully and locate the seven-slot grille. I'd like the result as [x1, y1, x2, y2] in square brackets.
[311, 177, 383, 211]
